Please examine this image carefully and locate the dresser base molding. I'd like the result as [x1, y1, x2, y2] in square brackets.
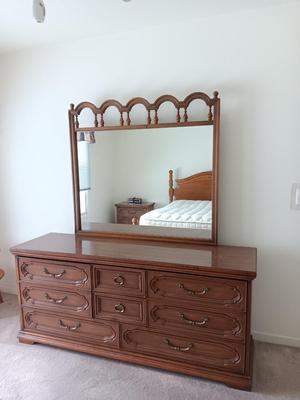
[18, 336, 36, 345]
[17, 330, 253, 391]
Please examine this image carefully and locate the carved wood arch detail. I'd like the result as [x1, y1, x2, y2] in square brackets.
[70, 91, 219, 130]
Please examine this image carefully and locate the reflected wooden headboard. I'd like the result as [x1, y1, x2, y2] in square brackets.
[169, 170, 212, 202]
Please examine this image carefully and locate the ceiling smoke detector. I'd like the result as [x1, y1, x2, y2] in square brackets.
[33, 0, 46, 23]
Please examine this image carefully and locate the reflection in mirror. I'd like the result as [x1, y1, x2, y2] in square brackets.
[78, 126, 213, 239]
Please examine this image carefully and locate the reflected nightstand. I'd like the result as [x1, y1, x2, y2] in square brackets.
[115, 202, 155, 225]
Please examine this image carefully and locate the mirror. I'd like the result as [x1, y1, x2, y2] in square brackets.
[78, 125, 213, 239]
[69, 92, 220, 244]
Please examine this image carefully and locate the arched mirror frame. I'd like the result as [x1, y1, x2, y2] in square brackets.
[69, 91, 220, 245]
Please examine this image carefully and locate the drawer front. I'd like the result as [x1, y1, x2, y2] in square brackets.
[20, 284, 91, 317]
[95, 294, 146, 324]
[23, 308, 119, 347]
[149, 300, 246, 341]
[119, 208, 149, 217]
[94, 266, 145, 297]
[121, 324, 245, 373]
[117, 208, 150, 224]
[119, 208, 139, 217]
[148, 272, 246, 311]
[18, 258, 91, 289]
[117, 216, 133, 224]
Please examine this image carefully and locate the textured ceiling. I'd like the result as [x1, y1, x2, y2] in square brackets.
[0, 0, 297, 54]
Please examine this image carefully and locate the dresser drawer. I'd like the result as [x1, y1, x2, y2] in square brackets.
[116, 204, 154, 225]
[23, 308, 119, 347]
[94, 265, 145, 297]
[149, 300, 246, 341]
[95, 294, 146, 324]
[119, 208, 142, 217]
[117, 208, 139, 224]
[20, 284, 91, 317]
[148, 272, 247, 311]
[18, 258, 91, 289]
[121, 324, 245, 373]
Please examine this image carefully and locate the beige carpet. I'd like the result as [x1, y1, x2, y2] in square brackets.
[0, 293, 299, 400]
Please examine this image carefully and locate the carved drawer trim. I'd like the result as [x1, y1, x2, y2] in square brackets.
[21, 284, 91, 316]
[23, 308, 119, 347]
[148, 271, 247, 311]
[121, 325, 245, 373]
[93, 265, 145, 297]
[149, 301, 246, 341]
[19, 258, 91, 289]
[94, 294, 146, 324]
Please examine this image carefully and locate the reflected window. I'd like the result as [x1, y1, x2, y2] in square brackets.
[78, 141, 91, 215]
[78, 142, 91, 191]
[80, 190, 89, 215]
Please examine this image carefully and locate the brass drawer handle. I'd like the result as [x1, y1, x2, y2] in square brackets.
[164, 338, 193, 352]
[113, 274, 125, 286]
[44, 268, 66, 279]
[45, 293, 68, 304]
[179, 313, 209, 327]
[59, 319, 81, 331]
[177, 283, 208, 297]
[115, 303, 125, 313]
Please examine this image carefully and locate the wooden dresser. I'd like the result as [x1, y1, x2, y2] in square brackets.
[11, 233, 256, 390]
[115, 202, 155, 224]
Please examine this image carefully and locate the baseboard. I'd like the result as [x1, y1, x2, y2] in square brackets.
[253, 330, 300, 348]
[0, 282, 17, 295]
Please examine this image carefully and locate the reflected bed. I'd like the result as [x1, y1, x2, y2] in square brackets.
[139, 199, 212, 230]
[140, 170, 213, 231]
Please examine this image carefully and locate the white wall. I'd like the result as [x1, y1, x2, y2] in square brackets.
[0, 2, 300, 347]
[112, 126, 212, 208]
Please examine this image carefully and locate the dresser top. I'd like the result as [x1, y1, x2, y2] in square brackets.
[11, 233, 256, 280]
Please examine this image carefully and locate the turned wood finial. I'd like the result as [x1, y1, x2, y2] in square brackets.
[131, 217, 138, 225]
[176, 108, 181, 123]
[75, 114, 79, 128]
[154, 110, 158, 124]
[100, 113, 104, 127]
[94, 113, 99, 128]
[120, 112, 124, 126]
[213, 91, 219, 100]
[147, 110, 151, 125]
[127, 112, 131, 126]
[208, 105, 213, 122]
[70, 104, 75, 110]
[169, 170, 174, 203]
[183, 108, 188, 122]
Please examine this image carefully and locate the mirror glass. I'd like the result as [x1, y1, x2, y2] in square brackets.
[77, 125, 213, 240]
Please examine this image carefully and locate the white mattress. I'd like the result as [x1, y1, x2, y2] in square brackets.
[139, 200, 212, 230]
